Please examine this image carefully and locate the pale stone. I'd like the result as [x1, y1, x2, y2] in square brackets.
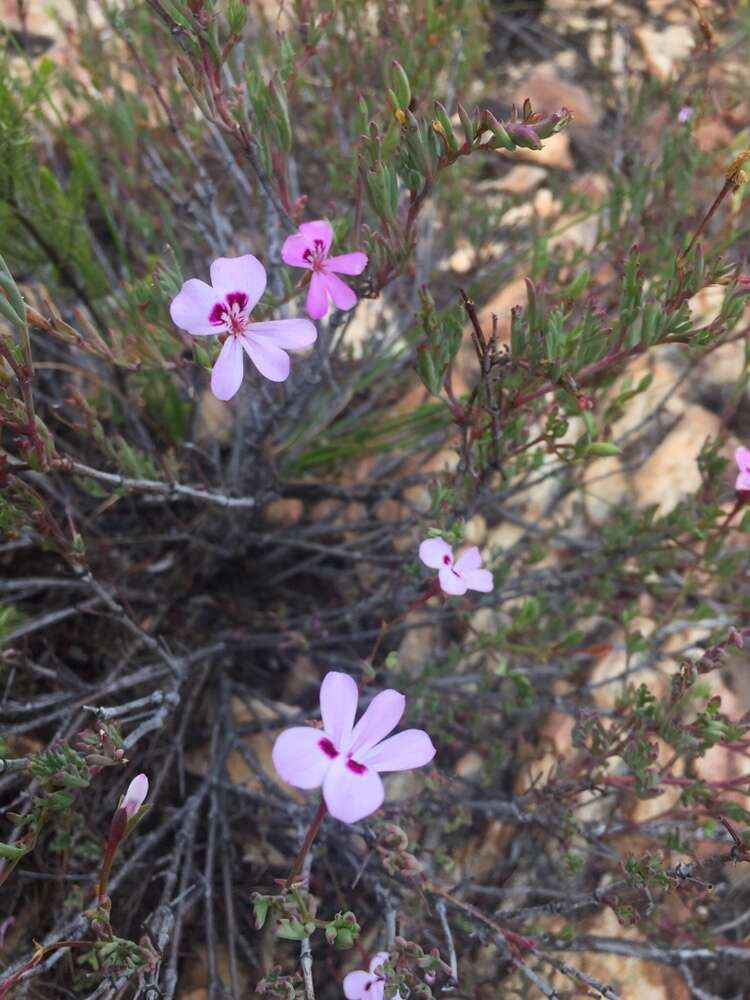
[635, 25, 694, 80]
[631, 404, 722, 513]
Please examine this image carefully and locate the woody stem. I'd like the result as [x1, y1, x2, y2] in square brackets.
[286, 800, 327, 888]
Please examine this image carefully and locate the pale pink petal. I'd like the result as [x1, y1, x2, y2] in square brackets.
[363, 730, 436, 772]
[306, 272, 329, 319]
[170, 279, 224, 336]
[738, 471, 750, 491]
[299, 220, 333, 254]
[321, 272, 357, 312]
[122, 773, 149, 816]
[438, 566, 468, 596]
[349, 690, 405, 758]
[369, 953, 389, 976]
[281, 233, 315, 270]
[325, 252, 368, 276]
[419, 538, 453, 569]
[210, 255, 266, 312]
[735, 447, 750, 475]
[322, 755, 384, 823]
[453, 547, 482, 574]
[271, 727, 335, 789]
[463, 569, 494, 593]
[319, 672, 359, 751]
[368, 981, 385, 1000]
[343, 971, 372, 1000]
[211, 336, 244, 401]
[241, 334, 290, 382]
[248, 319, 317, 350]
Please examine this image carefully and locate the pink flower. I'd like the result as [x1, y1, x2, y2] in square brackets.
[343, 952, 389, 1000]
[121, 773, 148, 818]
[281, 220, 367, 320]
[271, 672, 435, 824]
[736, 447, 750, 492]
[677, 106, 694, 124]
[170, 255, 317, 401]
[419, 539, 493, 596]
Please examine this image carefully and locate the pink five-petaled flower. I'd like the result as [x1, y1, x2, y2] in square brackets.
[271, 672, 435, 824]
[281, 220, 368, 320]
[419, 538, 493, 596]
[343, 952, 389, 1000]
[170, 255, 317, 401]
[735, 447, 750, 493]
[121, 773, 148, 818]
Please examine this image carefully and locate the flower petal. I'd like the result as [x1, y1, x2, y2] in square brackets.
[210, 255, 267, 312]
[369, 953, 390, 976]
[281, 233, 314, 270]
[211, 336, 244, 401]
[170, 279, 224, 336]
[419, 538, 453, 569]
[321, 271, 357, 312]
[320, 672, 359, 751]
[463, 568, 494, 593]
[306, 272, 330, 319]
[363, 730, 436, 772]
[349, 690, 405, 758]
[343, 972, 372, 1000]
[438, 566, 467, 596]
[453, 546, 482, 574]
[322, 755, 384, 823]
[299, 220, 333, 254]
[325, 251, 368, 276]
[241, 334, 291, 382]
[735, 446, 750, 473]
[249, 319, 317, 350]
[272, 727, 334, 789]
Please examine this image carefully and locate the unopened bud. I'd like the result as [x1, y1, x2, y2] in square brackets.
[121, 773, 149, 817]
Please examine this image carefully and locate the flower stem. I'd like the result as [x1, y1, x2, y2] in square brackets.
[285, 801, 327, 888]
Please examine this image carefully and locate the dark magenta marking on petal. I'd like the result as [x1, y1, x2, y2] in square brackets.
[442, 554, 451, 565]
[319, 737, 338, 759]
[303, 248, 313, 262]
[364, 983, 372, 993]
[225, 291, 248, 311]
[209, 303, 226, 324]
[346, 757, 367, 775]
[314, 239, 325, 252]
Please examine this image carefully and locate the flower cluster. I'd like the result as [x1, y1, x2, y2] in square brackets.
[170, 220, 366, 401]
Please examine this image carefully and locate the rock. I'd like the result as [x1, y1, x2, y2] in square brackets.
[635, 25, 694, 80]
[631, 404, 722, 513]
[264, 497, 304, 527]
[493, 164, 548, 195]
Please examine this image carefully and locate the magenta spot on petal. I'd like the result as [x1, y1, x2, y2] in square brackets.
[209, 303, 226, 324]
[314, 239, 325, 252]
[442, 554, 451, 565]
[346, 756, 367, 775]
[225, 291, 248, 311]
[319, 737, 338, 759]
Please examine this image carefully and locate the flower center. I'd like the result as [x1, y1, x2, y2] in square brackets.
[209, 291, 249, 336]
[302, 239, 327, 271]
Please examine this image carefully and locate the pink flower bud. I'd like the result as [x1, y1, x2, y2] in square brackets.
[122, 773, 148, 817]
